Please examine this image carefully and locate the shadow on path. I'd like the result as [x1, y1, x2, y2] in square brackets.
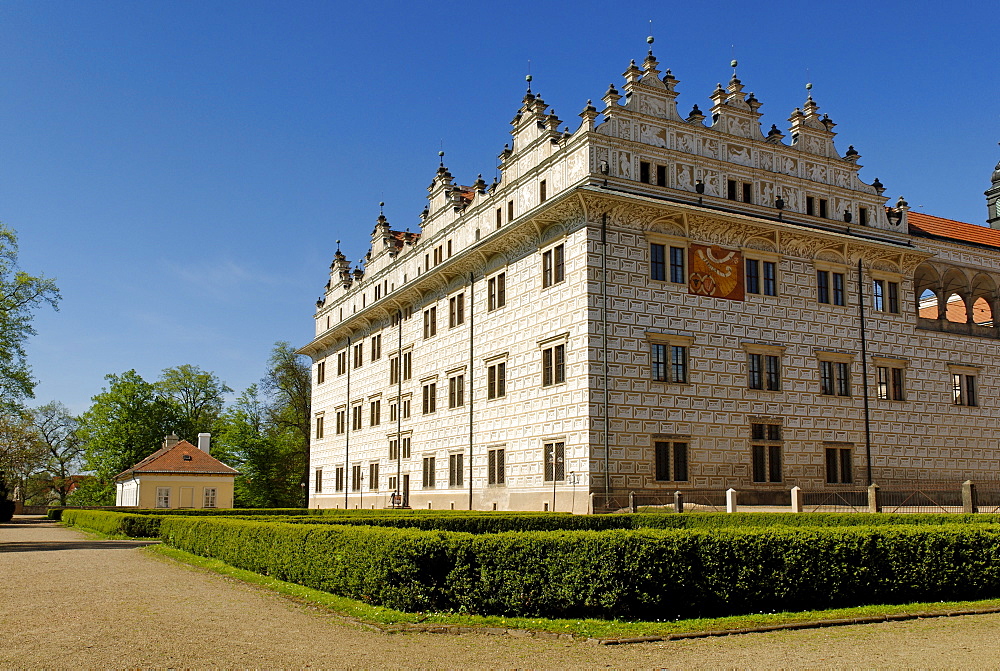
[1, 539, 160, 553]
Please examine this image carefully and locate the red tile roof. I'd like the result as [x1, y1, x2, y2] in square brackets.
[114, 440, 239, 481]
[908, 211, 1000, 249]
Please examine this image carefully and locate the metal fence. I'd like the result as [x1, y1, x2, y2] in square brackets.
[592, 480, 1000, 514]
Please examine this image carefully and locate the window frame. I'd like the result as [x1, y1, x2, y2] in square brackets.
[824, 443, 854, 484]
[743, 343, 784, 391]
[648, 333, 694, 384]
[654, 439, 690, 482]
[543, 440, 566, 482]
[750, 422, 783, 483]
[874, 357, 907, 401]
[487, 446, 506, 485]
[541, 242, 566, 288]
[950, 365, 980, 407]
[487, 271, 506, 311]
[815, 262, 848, 307]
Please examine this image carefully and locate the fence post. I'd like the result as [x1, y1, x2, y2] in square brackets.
[867, 483, 881, 513]
[589, 492, 596, 515]
[674, 490, 684, 514]
[629, 491, 636, 513]
[962, 480, 978, 514]
[791, 486, 803, 513]
[726, 488, 737, 513]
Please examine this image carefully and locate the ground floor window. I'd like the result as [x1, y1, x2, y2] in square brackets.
[155, 487, 170, 508]
[751, 423, 782, 483]
[825, 445, 853, 484]
[488, 448, 505, 485]
[203, 487, 217, 508]
[448, 453, 464, 488]
[422, 456, 436, 488]
[369, 462, 379, 491]
[543, 441, 565, 481]
[654, 441, 689, 482]
[335, 466, 344, 492]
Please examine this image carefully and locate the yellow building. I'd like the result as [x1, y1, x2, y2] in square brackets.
[114, 434, 238, 509]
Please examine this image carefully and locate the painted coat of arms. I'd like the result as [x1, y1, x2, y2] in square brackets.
[688, 244, 744, 300]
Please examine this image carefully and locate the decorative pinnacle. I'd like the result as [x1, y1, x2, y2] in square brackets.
[379, 201, 385, 215]
[806, 81, 813, 100]
[438, 150, 445, 166]
[525, 73, 532, 93]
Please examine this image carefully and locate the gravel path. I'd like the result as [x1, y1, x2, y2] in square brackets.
[3, 516, 1000, 668]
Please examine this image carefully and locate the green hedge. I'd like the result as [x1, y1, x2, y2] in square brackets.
[154, 515, 1000, 619]
[239, 511, 1000, 533]
[62, 510, 164, 537]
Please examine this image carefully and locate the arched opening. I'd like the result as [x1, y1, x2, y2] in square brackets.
[973, 297, 993, 327]
[917, 289, 939, 319]
[944, 293, 967, 323]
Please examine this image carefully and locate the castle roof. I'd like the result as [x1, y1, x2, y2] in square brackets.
[113, 440, 239, 481]
[908, 211, 1000, 250]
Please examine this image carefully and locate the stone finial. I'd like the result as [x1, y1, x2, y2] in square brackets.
[472, 174, 487, 193]
[602, 83, 621, 107]
[687, 103, 706, 124]
[872, 177, 885, 195]
[766, 124, 785, 144]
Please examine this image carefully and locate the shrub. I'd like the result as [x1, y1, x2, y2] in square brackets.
[62, 510, 164, 537]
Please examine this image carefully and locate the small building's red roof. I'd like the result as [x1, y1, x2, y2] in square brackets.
[114, 440, 239, 481]
[908, 211, 1000, 250]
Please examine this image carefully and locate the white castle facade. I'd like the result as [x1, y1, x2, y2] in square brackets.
[299, 44, 1000, 512]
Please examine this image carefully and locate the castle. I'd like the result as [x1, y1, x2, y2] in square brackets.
[298, 40, 1000, 512]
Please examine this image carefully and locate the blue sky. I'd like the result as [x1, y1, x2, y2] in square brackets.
[2, 0, 996, 414]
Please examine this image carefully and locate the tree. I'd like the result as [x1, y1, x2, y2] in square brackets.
[0, 224, 60, 414]
[262, 342, 311, 504]
[78, 370, 178, 496]
[0, 413, 45, 517]
[29, 401, 84, 505]
[155, 364, 232, 442]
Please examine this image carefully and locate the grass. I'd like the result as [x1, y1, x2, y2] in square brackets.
[145, 543, 1000, 641]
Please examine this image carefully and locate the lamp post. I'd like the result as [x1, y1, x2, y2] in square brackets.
[550, 452, 563, 512]
[299, 481, 306, 509]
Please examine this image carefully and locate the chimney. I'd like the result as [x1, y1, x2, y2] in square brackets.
[198, 433, 211, 454]
[164, 434, 180, 449]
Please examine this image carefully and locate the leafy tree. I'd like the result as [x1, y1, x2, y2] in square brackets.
[262, 341, 311, 504]
[78, 370, 178, 490]
[0, 413, 44, 512]
[0, 224, 60, 414]
[155, 364, 232, 441]
[64, 476, 113, 506]
[29, 401, 84, 505]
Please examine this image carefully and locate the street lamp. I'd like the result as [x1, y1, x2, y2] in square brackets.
[550, 453, 563, 512]
[299, 481, 306, 509]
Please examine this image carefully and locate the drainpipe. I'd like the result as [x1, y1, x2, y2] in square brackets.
[602, 213, 611, 501]
[468, 272, 475, 510]
[345, 337, 351, 509]
[856, 259, 874, 485]
[396, 310, 402, 507]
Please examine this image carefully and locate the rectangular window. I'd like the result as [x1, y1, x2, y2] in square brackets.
[874, 279, 900, 313]
[873, 280, 884, 311]
[369, 462, 379, 491]
[727, 179, 738, 200]
[449, 453, 464, 488]
[335, 467, 344, 492]
[371, 334, 382, 360]
[488, 272, 506, 310]
[639, 161, 651, 184]
[203, 487, 217, 508]
[650, 243, 666, 281]
[314, 469, 323, 494]
[370, 400, 381, 426]
[335, 409, 345, 435]
[496, 207, 502, 229]
[402, 351, 412, 381]
[448, 374, 465, 408]
[819, 198, 829, 219]
[953, 373, 978, 406]
[316, 361, 326, 384]
[449, 293, 465, 327]
[542, 343, 566, 386]
[765, 355, 781, 391]
[806, 196, 816, 216]
[447, 240, 453, 258]
[669, 246, 685, 283]
[859, 207, 869, 226]
[747, 354, 780, 391]
[315, 415, 324, 439]
[389, 355, 400, 385]
[877, 366, 905, 401]
[351, 464, 362, 491]
[654, 441, 689, 482]
[422, 382, 437, 414]
[539, 179, 547, 202]
[156, 487, 170, 509]
[746, 259, 760, 295]
[337, 351, 347, 376]
[825, 446, 853, 484]
[422, 456, 436, 488]
[656, 164, 667, 186]
[820, 360, 851, 396]
[487, 361, 506, 399]
[389, 403, 397, 422]
[391, 437, 411, 460]
[353, 342, 363, 368]
[488, 448, 505, 485]
[742, 182, 753, 204]
[888, 281, 899, 313]
[423, 307, 437, 338]
[542, 244, 565, 288]
[652, 343, 688, 383]
[750, 423, 782, 483]
[352, 405, 362, 430]
[402, 398, 411, 419]
[508, 200, 514, 221]
[817, 270, 846, 305]
[543, 441, 565, 481]
[389, 439, 398, 461]
[762, 261, 777, 296]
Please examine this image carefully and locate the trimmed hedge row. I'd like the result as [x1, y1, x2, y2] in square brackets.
[245, 511, 1000, 533]
[47, 506, 550, 521]
[155, 515, 1000, 619]
[62, 510, 164, 537]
